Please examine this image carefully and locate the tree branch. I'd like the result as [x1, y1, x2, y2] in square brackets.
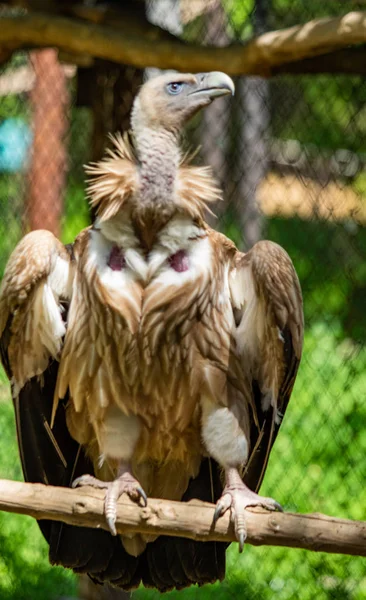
[0, 11, 365, 75]
[0, 479, 365, 556]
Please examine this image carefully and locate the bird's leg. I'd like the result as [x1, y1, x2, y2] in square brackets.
[213, 467, 282, 552]
[73, 462, 147, 536]
[201, 400, 283, 551]
[104, 461, 147, 536]
[72, 408, 145, 536]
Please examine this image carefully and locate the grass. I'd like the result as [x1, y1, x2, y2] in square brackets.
[0, 324, 365, 599]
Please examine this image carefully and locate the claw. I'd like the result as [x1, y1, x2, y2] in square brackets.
[106, 514, 117, 537]
[213, 502, 224, 524]
[137, 486, 148, 507]
[71, 476, 83, 489]
[104, 481, 119, 536]
[70, 470, 147, 536]
[238, 530, 246, 553]
[213, 468, 284, 553]
[72, 474, 107, 490]
[250, 497, 283, 512]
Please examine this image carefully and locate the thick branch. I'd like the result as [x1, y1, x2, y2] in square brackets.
[0, 11, 365, 75]
[0, 479, 365, 556]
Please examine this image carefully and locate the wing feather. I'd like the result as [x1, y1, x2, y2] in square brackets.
[0, 230, 74, 394]
[230, 240, 304, 491]
[0, 231, 145, 584]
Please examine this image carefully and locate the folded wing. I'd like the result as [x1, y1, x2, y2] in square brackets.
[0, 229, 76, 527]
[0, 230, 73, 391]
[230, 240, 304, 492]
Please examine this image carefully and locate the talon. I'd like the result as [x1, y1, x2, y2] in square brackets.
[70, 469, 147, 536]
[106, 515, 117, 537]
[137, 486, 148, 507]
[238, 531, 246, 553]
[213, 503, 224, 524]
[72, 474, 106, 489]
[214, 468, 284, 552]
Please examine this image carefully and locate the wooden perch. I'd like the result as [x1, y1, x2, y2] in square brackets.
[0, 11, 365, 75]
[0, 479, 365, 556]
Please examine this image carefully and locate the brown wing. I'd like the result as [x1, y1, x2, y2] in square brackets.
[0, 230, 144, 583]
[0, 229, 74, 393]
[0, 229, 75, 535]
[230, 240, 304, 492]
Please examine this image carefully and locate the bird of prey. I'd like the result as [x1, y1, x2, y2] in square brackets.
[0, 71, 303, 591]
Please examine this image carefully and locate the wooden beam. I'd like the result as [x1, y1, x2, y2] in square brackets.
[0, 479, 365, 556]
[273, 47, 366, 76]
[0, 11, 365, 76]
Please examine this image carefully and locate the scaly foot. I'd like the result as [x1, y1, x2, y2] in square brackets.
[72, 472, 147, 536]
[213, 468, 282, 552]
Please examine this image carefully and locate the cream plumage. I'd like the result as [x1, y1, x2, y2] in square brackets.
[0, 71, 303, 590]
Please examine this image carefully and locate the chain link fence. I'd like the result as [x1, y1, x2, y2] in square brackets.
[0, 1, 365, 599]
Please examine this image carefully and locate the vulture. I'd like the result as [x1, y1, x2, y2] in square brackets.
[0, 71, 303, 591]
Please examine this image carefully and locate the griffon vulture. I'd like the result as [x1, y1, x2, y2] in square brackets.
[0, 71, 303, 591]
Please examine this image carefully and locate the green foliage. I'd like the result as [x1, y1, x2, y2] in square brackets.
[0, 55, 29, 123]
[62, 182, 90, 244]
[270, 75, 365, 153]
[222, 0, 254, 38]
[266, 217, 366, 344]
[0, 175, 24, 278]
[270, 0, 366, 27]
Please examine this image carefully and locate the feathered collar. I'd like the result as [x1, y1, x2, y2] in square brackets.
[85, 133, 221, 223]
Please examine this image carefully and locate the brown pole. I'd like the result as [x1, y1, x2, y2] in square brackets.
[27, 49, 68, 237]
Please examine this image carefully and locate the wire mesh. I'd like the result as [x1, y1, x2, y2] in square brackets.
[0, 1, 365, 599]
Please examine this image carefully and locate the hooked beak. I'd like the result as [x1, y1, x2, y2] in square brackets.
[189, 71, 235, 100]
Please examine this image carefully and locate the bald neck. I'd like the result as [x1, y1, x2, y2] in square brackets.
[136, 127, 180, 205]
[131, 101, 181, 222]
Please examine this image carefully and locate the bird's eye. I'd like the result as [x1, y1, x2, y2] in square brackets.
[166, 82, 184, 95]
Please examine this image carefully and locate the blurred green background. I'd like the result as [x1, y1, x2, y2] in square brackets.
[0, 0, 366, 599]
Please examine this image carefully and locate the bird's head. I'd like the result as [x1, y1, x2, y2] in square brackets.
[131, 71, 235, 135]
